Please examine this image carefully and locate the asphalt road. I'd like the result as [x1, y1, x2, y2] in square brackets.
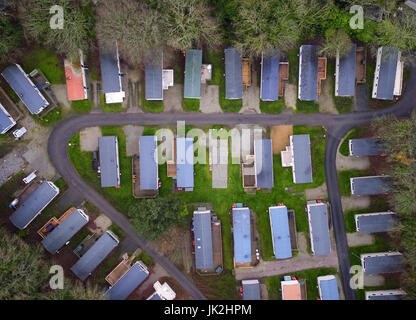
[48, 66, 416, 300]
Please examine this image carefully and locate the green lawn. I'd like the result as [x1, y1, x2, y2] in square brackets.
[191, 269, 239, 300]
[183, 98, 200, 112]
[266, 267, 338, 300]
[339, 126, 369, 156]
[22, 49, 65, 84]
[35, 108, 63, 127]
[54, 177, 68, 193]
[0, 171, 25, 213]
[100, 94, 124, 112]
[349, 234, 395, 267]
[68, 125, 327, 271]
[338, 169, 370, 196]
[288, 48, 299, 85]
[260, 99, 284, 114]
[72, 99, 92, 114]
[136, 251, 155, 269]
[334, 97, 354, 114]
[296, 99, 320, 113]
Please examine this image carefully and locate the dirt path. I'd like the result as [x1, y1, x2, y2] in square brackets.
[284, 83, 297, 110]
[123, 125, 143, 156]
[200, 84, 222, 113]
[305, 183, 328, 200]
[240, 70, 260, 114]
[336, 153, 370, 171]
[347, 232, 375, 247]
[341, 195, 371, 211]
[163, 84, 183, 112]
[270, 125, 293, 154]
[318, 78, 338, 114]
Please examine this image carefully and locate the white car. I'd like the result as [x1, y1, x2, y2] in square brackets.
[13, 127, 27, 140]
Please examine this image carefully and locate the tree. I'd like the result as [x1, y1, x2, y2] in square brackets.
[159, 0, 221, 51]
[19, 0, 94, 57]
[41, 280, 106, 300]
[319, 29, 353, 58]
[127, 197, 187, 240]
[232, 0, 300, 57]
[96, 0, 164, 65]
[0, 11, 22, 62]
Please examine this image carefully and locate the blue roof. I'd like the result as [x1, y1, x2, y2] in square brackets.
[336, 44, 357, 97]
[269, 206, 292, 259]
[139, 136, 158, 190]
[10, 181, 59, 230]
[373, 47, 399, 100]
[351, 176, 392, 195]
[260, 52, 280, 101]
[1, 64, 49, 114]
[292, 135, 313, 183]
[145, 53, 163, 100]
[193, 210, 214, 269]
[224, 47, 242, 99]
[184, 50, 202, 99]
[349, 138, 386, 156]
[318, 276, 340, 300]
[106, 262, 149, 300]
[0, 102, 15, 134]
[176, 137, 194, 188]
[254, 139, 274, 188]
[307, 203, 331, 256]
[99, 43, 122, 94]
[232, 207, 252, 264]
[242, 280, 261, 300]
[299, 45, 318, 101]
[71, 231, 119, 281]
[99, 136, 120, 188]
[42, 209, 89, 254]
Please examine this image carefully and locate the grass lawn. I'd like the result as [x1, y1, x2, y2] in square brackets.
[35, 108, 62, 127]
[266, 267, 338, 300]
[0, 171, 25, 213]
[296, 99, 320, 113]
[344, 197, 389, 233]
[54, 177, 68, 193]
[335, 96, 354, 114]
[100, 94, 123, 112]
[108, 223, 126, 242]
[260, 99, 284, 114]
[287, 48, 299, 85]
[72, 99, 92, 114]
[349, 234, 395, 267]
[183, 98, 200, 112]
[191, 269, 239, 300]
[338, 169, 370, 196]
[68, 125, 327, 271]
[339, 126, 369, 156]
[135, 251, 155, 269]
[22, 49, 64, 84]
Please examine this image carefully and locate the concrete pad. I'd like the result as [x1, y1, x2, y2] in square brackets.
[270, 125, 293, 154]
[364, 274, 385, 287]
[80, 126, 102, 152]
[341, 195, 371, 211]
[347, 232, 375, 247]
[0, 152, 25, 187]
[89, 214, 112, 236]
[305, 183, 328, 200]
[260, 283, 269, 300]
[284, 83, 297, 110]
[123, 125, 143, 156]
[163, 84, 183, 112]
[50, 84, 71, 109]
[240, 84, 260, 114]
[336, 153, 371, 171]
[200, 84, 222, 113]
[318, 78, 338, 114]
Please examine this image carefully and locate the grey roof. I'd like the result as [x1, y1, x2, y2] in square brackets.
[41, 209, 89, 254]
[232, 207, 252, 264]
[224, 47, 242, 99]
[318, 276, 340, 300]
[299, 45, 318, 101]
[176, 137, 194, 188]
[349, 138, 386, 156]
[145, 52, 163, 100]
[292, 135, 313, 183]
[373, 47, 399, 100]
[0, 103, 15, 134]
[254, 139, 274, 188]
[242, 280, 261, 300]
[269, 206, 292, 259]
[193, 210, 214, 269]
[106, 262, 149, 300]
[148, 293, 163, 300]
[184, 50, 202, 99]
[260, 52, 280, 101]
[139, 136, 158, 190]
[99, 43, 121, 94]
[1, 64, 49, 114]
[99, 136, 120, 187]
[307, 203, 331, 256]
[366, 290, 405, 300]
[351, 176, 392, 195]
[356, 212, 398, 233]
[10, 181, 59, 230]
[71, 231, 119, 281]
[362, 252, 404, 274]
[336, 44, 357, 97]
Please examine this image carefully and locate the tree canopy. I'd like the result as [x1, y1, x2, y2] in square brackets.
[19, 0, 94, 57]
[127, 197, 187, 240]
[319, 29, 353, 58]
[0, 11, 22, 62]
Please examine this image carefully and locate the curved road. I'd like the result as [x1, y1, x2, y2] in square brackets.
[48, 66, 416, 300]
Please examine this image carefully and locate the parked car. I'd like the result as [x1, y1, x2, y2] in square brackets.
[92, 151, 99, 171]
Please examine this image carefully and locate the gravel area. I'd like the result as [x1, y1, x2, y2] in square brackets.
[80, 126, 102, 152]
[200, 84, 222, 113]
[284, 83, 297, 110]
[163, 84, 183, 112]
[0, 152, 25, 186]
[123, 125, 143, 156]
[347, 232, 375, 247]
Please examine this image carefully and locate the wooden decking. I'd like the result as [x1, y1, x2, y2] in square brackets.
[167, 138, 177, 177]
[278, 62, 289, 97]
[242, 59, 251, 88]
[105, 259, 132, 286]
[37, 207, 76, 239]
[356, 47, 367, 83]
[317, 57, 327, 96]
